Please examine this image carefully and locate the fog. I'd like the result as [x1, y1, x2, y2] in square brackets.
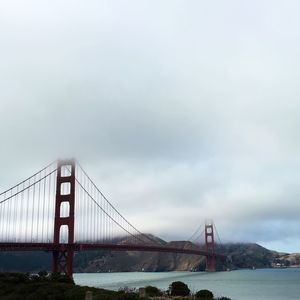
[1, 0, 300, 252]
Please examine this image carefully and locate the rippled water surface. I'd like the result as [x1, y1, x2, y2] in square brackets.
[74, 268, 300, 300]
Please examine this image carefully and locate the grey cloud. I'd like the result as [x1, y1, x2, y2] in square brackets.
[1, 0, 300, 252]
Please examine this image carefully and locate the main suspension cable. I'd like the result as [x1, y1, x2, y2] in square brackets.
[75, 162, 162, 245]
[0, 160, 57, 197]
[0, 168, 57, 205]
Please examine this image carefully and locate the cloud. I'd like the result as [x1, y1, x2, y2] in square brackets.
[0, 0, 300, 252]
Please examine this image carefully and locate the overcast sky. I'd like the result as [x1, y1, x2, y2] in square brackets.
[1, 0, 300, 252]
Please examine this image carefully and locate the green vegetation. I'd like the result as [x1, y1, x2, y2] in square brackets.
[144, 285, 162, 297]
[195, 289, 214, 300]
[0, 272, 138, 300]
[168, 281, 190, 296]
[0, 273, 231, 300]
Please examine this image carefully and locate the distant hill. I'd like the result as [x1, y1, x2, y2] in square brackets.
[272, 252, 300, 267]
[216, 243, 275, 269]
[76, 241, 206, 272]
[0, 237, 296, 273]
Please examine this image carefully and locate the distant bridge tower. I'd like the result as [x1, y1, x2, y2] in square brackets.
[205, 222, 216, 272]
[52, 160, 76, 277]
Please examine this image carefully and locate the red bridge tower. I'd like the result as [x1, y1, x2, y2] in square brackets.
[52, 160, 75, 277]
[205, 222, 216, 272]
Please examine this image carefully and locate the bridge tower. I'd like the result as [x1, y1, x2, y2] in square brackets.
[205, 222, 216, 272]
[52, 159, 75, 277]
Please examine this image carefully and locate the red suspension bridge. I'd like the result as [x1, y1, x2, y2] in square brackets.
[0, 160, 226, 277]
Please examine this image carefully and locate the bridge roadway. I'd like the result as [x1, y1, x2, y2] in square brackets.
[0, 243, 226, 258]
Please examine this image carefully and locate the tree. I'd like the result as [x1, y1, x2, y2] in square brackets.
[195, 289, 214, 300]
[169, 281, 190, 296]
[144, 286, 162, 297]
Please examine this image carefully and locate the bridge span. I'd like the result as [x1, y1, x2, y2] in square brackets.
[0, 159, 226, 277]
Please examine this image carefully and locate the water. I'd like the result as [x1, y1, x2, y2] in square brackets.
[74, 268, 300, 300]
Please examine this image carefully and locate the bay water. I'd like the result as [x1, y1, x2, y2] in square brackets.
[74, 268, 300, 300]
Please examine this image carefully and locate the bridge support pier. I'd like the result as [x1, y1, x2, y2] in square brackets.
[52, 247, 74, 276]
[52, 160, 75, 278]
[205, 223, 216, 272]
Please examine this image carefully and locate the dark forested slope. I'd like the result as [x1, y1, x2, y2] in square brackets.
[0, 239, 288, 273]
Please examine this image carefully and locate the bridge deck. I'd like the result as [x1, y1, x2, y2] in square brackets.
[0, 243, 225, 258]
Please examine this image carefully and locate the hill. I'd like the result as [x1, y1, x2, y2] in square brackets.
[0, 237, 295, 272]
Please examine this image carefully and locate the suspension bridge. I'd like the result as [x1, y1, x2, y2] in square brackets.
[0, 159, 226, 278]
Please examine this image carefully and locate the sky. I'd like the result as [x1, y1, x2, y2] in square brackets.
[1, 0, 300, 252]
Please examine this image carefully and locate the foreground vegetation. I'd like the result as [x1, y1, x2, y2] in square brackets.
[0, 272, 231, 300]
[0, 272, 135, 300]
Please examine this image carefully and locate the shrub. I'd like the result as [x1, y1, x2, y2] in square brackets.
[195, 289, 214, 300]
[50, 272, 74, 284]
[218, 297, 231, 300]
[38, 270, 48, 279]
[145, 285, 162, 297]
[116, 290, 139, 300]
[169, 281, 190, 296]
